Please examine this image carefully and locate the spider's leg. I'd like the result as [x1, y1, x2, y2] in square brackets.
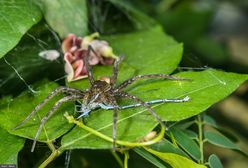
[111, 101, 119, 151]
[110, 55, 124, 86]
[65, 149, 72, 168]
[145, 96, 190, 104]
[101, 96, 190, 110]
[119, 96, 190, 109]
[104, 96, 120, 150]
[76, 109, 92, 119]
[117, 92, 167, 129]
[97, 101, 120, 150]
[115, 74, 190, 91]
[13, 86, 84, 130]
[31, 95, 83, 152]
[84, 45, 98, 85]
[99, 103, 116, 110]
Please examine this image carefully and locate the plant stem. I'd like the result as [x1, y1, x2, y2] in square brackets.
[39, 149, 61, 168]
[110, 150, 124, 168]
[39, 112, 165, 167]
[197, 115, 204, 164]
[46, 141, 56, 151]
[124, 151, 129, 168]
[64, 113, 165, 147]
[169, 132, 179, 147]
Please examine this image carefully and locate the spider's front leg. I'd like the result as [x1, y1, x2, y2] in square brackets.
[110, 55, 124, 86]
[84, 45, 99, 85]
[100, 96, 190, 110]
[13, 86, 84, 130]
[115, 74, 190, 92]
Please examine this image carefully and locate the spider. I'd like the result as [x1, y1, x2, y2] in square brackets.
[14, 46, 190, 152]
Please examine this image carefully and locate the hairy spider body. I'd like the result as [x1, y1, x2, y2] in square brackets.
[78, 80, 114, 117]
[14, 46, 190, 152]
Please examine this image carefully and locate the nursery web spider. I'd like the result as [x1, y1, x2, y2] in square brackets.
[14, 46, 190, 152]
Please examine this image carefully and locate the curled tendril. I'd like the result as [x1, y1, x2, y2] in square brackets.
[64, 112, 165, 148]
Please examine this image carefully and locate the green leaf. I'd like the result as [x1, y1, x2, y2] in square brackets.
[0, 80, 74, 144]
[0, 0, 42, 58]
[170, 128, 201, 160]
[174, 120, 195, 129]
[133, 148, 167, 168]
[0, 127, 25, 164]
[39, 0, 88, 38]
[104, 26, 183, 75]
[208, 154, 223, 168]
[203, 114, 217, 127]
[150, 139, 189, 158]
[203, 115, 238, 142]
[144, 69, 248, 121]
[145, 147, 207, 168]
[204, 131, 246, 156]
[183, 130, 198, 140]
[215, 128, 239, 143]
[61, 69, 248, 150]
[204, 131, 237, 149]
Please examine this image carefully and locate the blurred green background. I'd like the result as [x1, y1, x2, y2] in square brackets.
[123, 1, 248, 168]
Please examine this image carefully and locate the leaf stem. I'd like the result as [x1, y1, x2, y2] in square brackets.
[197, 115, 204, 164]
[64, 112, 165, 147]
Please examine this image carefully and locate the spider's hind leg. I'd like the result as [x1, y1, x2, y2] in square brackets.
[104, 96, 120, 151]
[112, 106, 119, 150]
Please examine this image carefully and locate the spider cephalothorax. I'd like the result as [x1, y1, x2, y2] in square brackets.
[78, 80, 113, 117]
[14, 46, 190, 152]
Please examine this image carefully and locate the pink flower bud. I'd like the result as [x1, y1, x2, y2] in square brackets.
[62, 33, 118, 82]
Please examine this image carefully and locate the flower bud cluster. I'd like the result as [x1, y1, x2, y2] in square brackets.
[62, 33, 117, 81]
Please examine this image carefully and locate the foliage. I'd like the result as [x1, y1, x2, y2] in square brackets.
[0, 0, 42, 58]
[0, 127, 24, 164]
[0, 0, 247, 168]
